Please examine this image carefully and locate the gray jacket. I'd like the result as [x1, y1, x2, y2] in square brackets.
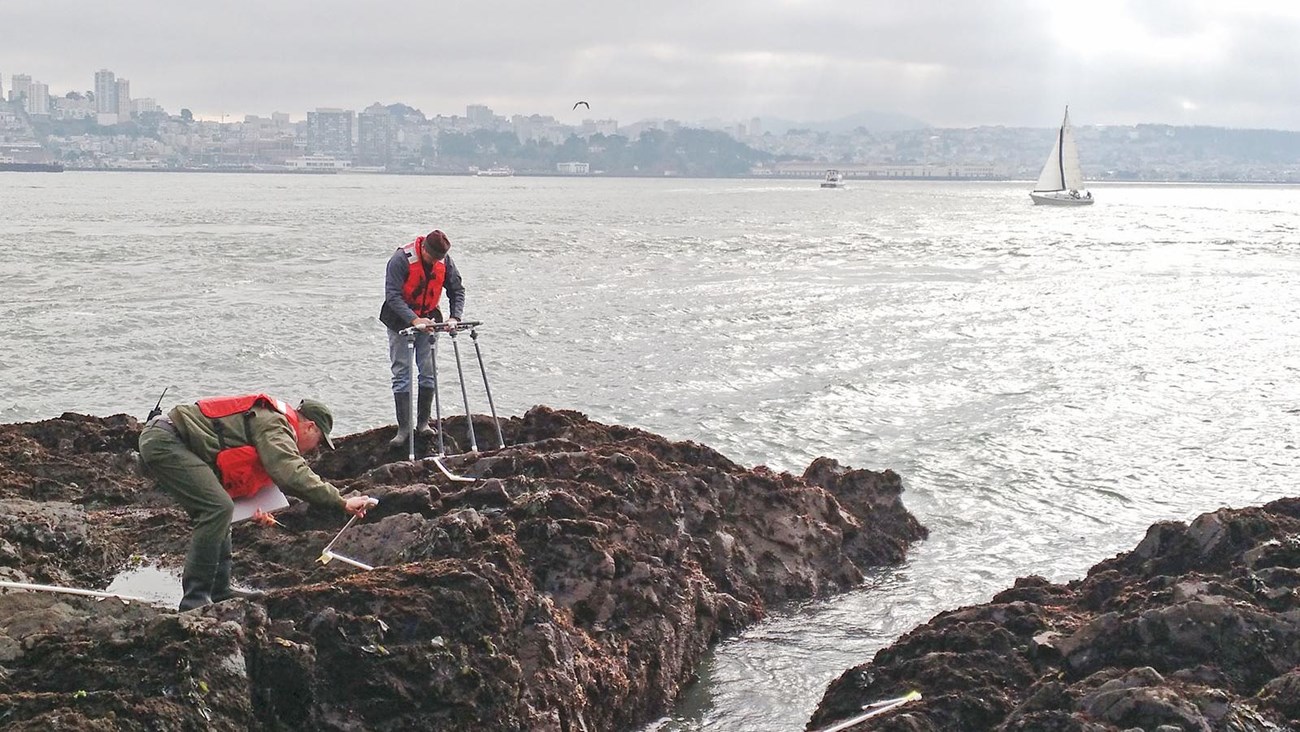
[379, 247, 465, 330]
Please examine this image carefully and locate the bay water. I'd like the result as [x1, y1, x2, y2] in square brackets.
[3, 172, 1299, 730]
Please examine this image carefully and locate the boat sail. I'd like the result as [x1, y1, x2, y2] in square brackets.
[1030, 107, 1093, 206]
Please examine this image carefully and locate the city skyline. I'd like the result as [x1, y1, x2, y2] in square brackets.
[4, 1, 1300, 132]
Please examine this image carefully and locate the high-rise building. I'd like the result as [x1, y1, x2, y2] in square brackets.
[0, 73, 5, 104]
[115, 78, 131, 118]
[94, 69, 117, 114]
[357, 104, 396, 167]
[306, 108, 354, 158]
[29, 82, 49, 115]
[466, 104, 494, 127]
[9, 74, 32, 106]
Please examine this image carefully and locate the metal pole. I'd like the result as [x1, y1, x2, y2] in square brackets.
[450, 333, 478, 452]
[407, 332, 417, 462]
[432, 330, 445, 456]
[470, 327, 505, 448]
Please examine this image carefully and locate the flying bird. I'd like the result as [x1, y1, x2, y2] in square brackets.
[573, 101, 590, 110]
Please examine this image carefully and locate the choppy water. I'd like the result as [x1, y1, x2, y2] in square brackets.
[3, 172, 1300, 730]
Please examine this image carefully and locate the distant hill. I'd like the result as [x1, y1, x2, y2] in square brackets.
[760, 109, 930, 134]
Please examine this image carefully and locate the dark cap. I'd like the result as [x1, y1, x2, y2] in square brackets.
[296, 399, 335, 450]
[423, 230, 451, 258]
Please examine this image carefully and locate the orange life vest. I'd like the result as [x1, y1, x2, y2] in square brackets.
[196, 394, 300, 499]
[399, 237, 447, 319]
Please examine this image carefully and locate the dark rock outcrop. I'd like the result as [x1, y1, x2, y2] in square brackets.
[807, 500, 1300, 731]
[0, 405, 927, 730]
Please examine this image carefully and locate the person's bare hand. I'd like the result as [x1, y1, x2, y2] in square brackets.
[344, 496, 376, 517]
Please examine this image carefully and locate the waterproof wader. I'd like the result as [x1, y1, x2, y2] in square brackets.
[138, 419, 233, 610]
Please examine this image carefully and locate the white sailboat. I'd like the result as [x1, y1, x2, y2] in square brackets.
[1030, 106, 1093, 206]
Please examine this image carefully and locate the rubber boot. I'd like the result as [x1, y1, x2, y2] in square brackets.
[179, 563, 218, 611]
[211, 536, 265, 602]
[388, 391, 412, 448]
[416, 387, 436, 436]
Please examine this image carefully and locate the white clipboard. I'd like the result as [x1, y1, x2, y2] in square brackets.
[231, 485, 290, 523]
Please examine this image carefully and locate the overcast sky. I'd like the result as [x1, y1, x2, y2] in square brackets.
[5, 1, 1300, 130]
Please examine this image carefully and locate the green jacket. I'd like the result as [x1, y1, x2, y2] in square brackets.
[168, 403, 347, 510]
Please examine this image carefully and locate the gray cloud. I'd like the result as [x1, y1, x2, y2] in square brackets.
[4, 0, 1299, 129]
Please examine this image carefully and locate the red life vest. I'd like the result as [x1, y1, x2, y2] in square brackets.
[399, 236, 447, 319]
[196, 394, 300, 499]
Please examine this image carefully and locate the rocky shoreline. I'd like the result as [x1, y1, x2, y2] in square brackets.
[0, 405, 927, 730]
[807, 500, 1300, 731]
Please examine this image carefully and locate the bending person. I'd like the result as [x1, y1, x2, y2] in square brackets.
[139, 393, 373, 610]
[378, 229, 466, 448]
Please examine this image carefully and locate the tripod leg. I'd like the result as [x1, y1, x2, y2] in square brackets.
[471, 330, 505, 448]
[451, 335, 478, 452]
[433, 332, 445, 456]
[407, 336, 417, 462]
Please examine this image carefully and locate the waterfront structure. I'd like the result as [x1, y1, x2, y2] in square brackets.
[285, 154, 351, 171]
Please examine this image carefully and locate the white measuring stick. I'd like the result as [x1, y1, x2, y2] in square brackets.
[318, 550, 375, 571]
[317, 498, 380, 569]
[813, 691, 923, 732]
[0, 579, 152, 604]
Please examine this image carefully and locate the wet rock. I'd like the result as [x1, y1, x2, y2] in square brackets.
[807, 500, 1300, 731]
[0, 405, 926, 730]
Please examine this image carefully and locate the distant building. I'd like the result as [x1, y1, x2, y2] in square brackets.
[580, 119, 618, 136]
[466, 104, 494, 127]
[9, 74, 31, 107]
[750, 117, 762, 137]
[285, 154, 351, 171]
[557, 161, 590, 174]
[132, 98, 158, 115]
[115, 78, 131, 119]
[28, 82, 49, 115]
[94, 69, 116, 114]
[51, 94, 95, 120]
[306, 108, 354, 158]
[357, 104, 396, 167]
[0, 73, 5, 103]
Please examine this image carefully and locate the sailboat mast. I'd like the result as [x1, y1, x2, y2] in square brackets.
[1056, 106, 1068, 190]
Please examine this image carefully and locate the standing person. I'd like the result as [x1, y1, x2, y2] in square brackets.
[138, 394, 374, 610]
[378, 229, 466, 448]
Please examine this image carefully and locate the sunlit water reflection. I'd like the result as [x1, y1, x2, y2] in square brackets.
[3, 173, 1299, 729]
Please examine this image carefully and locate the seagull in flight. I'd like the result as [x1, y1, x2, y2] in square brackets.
[573, 101, 590, 110]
